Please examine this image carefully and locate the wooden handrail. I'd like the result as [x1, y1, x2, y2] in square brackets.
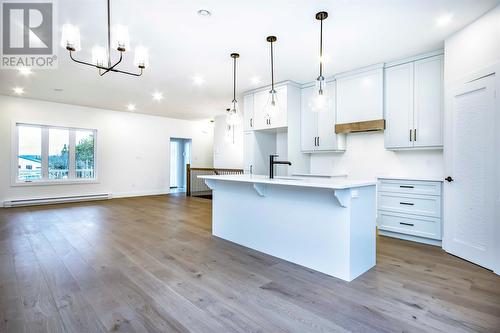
[186, 164, 244, 196]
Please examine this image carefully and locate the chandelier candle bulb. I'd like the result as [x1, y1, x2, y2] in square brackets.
[134, 46, 150, 69]
[111, 24, 130, 51]
[91, 46, 107, 67]
[60, 24, 81, 51]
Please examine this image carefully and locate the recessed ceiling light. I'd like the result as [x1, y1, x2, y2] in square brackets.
[250, 76, 261, 85]
[436, 13, 453, 27]
[193, 75, 205, 86]
[53, 88, 64, 92]
[152, 91, 163, 101]
[127, 103, 136, 111]
[13, 87, 25, 95]
[18, 67, 33, 76]
[197, 9, 212, 17]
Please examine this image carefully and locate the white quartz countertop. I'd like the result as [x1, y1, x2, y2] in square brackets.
[198, 174, 376, 190]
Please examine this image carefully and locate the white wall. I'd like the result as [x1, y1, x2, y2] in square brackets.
[213, 115, 243, 169]
[0, 95, 213, 202]
[310, 132, 444, 179]
[444, 5, 500, 85]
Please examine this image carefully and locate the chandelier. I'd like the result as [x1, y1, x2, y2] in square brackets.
[60, 0, 149, 77]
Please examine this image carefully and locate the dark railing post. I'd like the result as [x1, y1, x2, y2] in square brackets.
[186, 164, 191, 196]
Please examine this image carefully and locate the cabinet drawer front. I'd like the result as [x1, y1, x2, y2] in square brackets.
[377, 211, 441, 240]
[378, 193, 441, 218]
[378, 179, 441, 196]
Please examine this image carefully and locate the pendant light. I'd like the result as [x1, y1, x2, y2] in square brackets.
[225, 108, 235, 144]
[309, 11, 332, 112]
[226, 53, 241, 127]
[264, 36, 280, 118]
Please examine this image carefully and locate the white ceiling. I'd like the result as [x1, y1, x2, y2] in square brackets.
[1, 0, 498, 120]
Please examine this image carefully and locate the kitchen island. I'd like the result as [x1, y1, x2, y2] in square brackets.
[199, 174, 377, 281]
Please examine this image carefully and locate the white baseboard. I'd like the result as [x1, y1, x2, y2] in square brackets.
[110, 190, 171, 198]
[378, 229, 442, 247]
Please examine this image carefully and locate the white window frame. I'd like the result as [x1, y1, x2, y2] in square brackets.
[11, 122, 99, 186]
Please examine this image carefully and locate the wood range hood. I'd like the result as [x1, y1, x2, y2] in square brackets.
[335, 119, 385, 134]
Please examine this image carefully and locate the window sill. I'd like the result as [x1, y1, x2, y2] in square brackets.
[11, 179, 100, 187]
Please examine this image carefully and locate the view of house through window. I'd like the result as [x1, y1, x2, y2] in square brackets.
[16, 124, 97, 183]
[17, 125, 42, 181]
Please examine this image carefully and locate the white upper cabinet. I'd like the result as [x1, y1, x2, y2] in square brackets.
[300, 81, 345, 152]
[385, 54, 443, 149]
[413, 55, 443, 148]
[243, 94, 254, 132]
[336, 66, 384, 124]
[251, 84, 288, 130]
[384, 62, 414, 149]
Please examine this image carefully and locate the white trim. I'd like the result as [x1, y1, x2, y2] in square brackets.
[10, 179, 100, 187]
[68, 130, 76, 179]
[243, 80, 302, 95]
[334, 63, 385, 79]
[384, 49, 444, 68]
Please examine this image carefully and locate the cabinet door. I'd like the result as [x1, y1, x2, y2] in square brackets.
[384, 62, 414, 149]
[413, 55, 443, 148]
[243, 132, 255, 174]
[270, 85, 288, 128]
[300, 85, 318, 151]
[252, 89, 269, 130]
[317, 81, 340, 151]
[336, 67, 384, 124]
[243, 94, 254, 132]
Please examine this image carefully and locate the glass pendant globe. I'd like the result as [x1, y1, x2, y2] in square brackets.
[264, 90, 280, 118]
[309, 78, 332, 112]
[226, 101, 241, 126]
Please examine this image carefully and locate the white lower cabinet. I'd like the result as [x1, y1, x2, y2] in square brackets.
[377, 178, 443, 245]
[300, 82, 345, 152]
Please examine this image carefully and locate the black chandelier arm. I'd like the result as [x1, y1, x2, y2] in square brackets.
[69, 50, 143, 77]
[99, 51, 123, 76]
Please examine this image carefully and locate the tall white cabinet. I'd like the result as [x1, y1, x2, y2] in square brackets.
[300, 81, 345, 152]
[385, 54, 444, 149]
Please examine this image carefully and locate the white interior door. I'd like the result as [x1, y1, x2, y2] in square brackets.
[444, 74, 496, 270]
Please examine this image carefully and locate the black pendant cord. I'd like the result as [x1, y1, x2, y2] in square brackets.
[107, 0, 112, 67]
[319, 17, 323, 78]
[233, 56, 236, 103]
[270, 41, 275, 92]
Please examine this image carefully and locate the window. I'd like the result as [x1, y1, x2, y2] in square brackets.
[14, 123, 97, 184]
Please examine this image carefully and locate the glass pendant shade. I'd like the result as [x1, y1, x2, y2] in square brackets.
[309, 77, 332, 112]
[111, 24, 130, 51]
[134, 46, 150, 68]
[264, 90, 280, 118]
[60, 24, 81, 51]
[91, 45, 107, 66]
[226, 101, 241, 126]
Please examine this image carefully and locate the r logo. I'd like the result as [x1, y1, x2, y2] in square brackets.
[2, 2, 53, 54]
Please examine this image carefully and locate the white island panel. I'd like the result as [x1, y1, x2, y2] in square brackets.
[201, 175, 377, 281]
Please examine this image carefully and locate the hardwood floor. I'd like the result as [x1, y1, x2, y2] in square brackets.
[0, 195, 499, 333]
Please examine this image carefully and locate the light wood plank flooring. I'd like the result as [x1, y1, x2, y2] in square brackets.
[0, 195, 499, 333]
